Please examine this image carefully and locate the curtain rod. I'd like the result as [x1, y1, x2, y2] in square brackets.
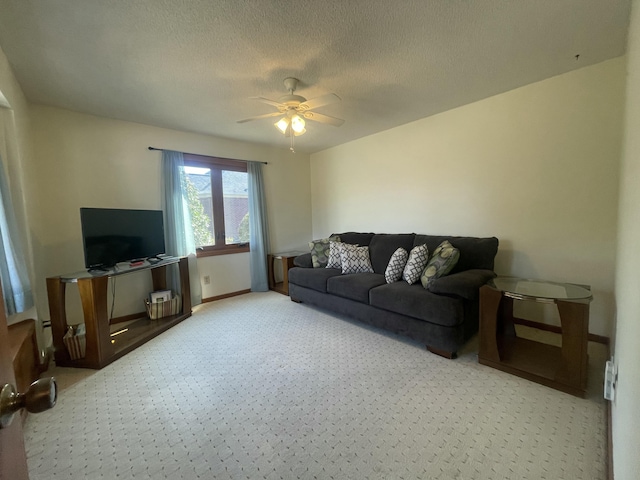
[148, 146, 268, 165]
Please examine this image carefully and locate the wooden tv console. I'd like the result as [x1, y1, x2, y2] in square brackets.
[47, 256, 191, 369]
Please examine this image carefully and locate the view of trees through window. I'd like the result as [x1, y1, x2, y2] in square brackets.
[183, 172, 214, 247]
[183, 163, 249, 251]
[222, 170, 250, 244]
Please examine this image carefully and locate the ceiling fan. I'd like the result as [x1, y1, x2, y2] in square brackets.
[238, 78, 344, 142]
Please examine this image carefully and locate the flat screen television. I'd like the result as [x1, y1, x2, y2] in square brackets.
[80, 208, 166, 269]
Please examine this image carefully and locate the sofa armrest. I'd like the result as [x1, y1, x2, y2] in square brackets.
[293, 252, 313, 268]
[427, 269, 497, 301]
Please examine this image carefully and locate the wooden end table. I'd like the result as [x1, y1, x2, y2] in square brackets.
[267, 251, 305, 296]
[478, 277, 592, 397]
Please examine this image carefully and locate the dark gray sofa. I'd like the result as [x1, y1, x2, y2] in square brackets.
[288, 232, 499, 358]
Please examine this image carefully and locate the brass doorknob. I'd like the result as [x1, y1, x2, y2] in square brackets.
[0, 377, 57, 429]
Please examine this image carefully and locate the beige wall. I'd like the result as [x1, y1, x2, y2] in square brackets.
[29, 105, 312, 322]
[311, 57, 625, 338]
[613, 1, 640, 478]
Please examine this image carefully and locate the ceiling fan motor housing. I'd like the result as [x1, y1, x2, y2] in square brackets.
[277, 94, 306, 107]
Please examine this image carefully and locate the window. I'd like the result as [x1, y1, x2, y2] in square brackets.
[182, 154, 249, 256]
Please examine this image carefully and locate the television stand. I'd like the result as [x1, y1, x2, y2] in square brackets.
[46, 256, 191, 369]
[87, 266, 110, 273]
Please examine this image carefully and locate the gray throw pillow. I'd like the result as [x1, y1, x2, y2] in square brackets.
[402, 244, 429, 284]
[326, 241, 344, 269]
[420, 240, 460, 288]
[385, 247, 408, 283]
[340, 244, 374, 274]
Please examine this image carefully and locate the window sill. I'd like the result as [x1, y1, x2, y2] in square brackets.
[196, 245, 250, 258]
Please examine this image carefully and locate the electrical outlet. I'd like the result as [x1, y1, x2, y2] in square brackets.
[203, 275, 210, 285]
[604, 358, 616, 401]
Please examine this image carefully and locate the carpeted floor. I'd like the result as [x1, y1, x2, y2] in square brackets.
[25, 292, 607, 479]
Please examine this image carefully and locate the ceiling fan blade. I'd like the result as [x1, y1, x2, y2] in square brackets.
[302, 111, 345, 127]
[237, 111, 284, 123]
[298, 93, 341, 111]
[251, 96, 286, 108]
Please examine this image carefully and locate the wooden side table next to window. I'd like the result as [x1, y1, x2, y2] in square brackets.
[267, 251, 305, 296]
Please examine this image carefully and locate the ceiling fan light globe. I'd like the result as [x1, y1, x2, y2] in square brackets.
[275, 117, 290, 134]
[291, 115, 305, 133]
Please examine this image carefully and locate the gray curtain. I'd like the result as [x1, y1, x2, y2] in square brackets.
[161, 150, 202, 305]
[0, 154, 33, 314]
[247, 162, 270, 291]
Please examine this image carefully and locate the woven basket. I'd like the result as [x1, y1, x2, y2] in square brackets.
[145, 295, 181, 320]
[63, 324, 86, 360]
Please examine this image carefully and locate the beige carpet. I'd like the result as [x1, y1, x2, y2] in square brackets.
[25, 292, 607, 479]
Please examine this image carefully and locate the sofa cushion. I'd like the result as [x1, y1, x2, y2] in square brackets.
[420, 240, 460, 288]
[385, 247, 408, 283]
[288, 266, 341, 293]
[309, 235, 340, 268]
[413, 235, 499, 273]
[369, 282, 464, 327]
[326, 241, 344, 269]
[293, 252, 313, 268]
[333, 232, 376, 247]
[402, 244, 429, 285]
[368, 234, 416, 274]
[327, 273, 386, 304]
[341, 244, 374, 274]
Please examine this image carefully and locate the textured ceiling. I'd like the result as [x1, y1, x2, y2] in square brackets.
[0, 0, 631, 154]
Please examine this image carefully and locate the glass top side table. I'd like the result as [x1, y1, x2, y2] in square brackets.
[491, 277, 592, 303]
[267, 251, 306, 296]
[478, 276, 592, 397]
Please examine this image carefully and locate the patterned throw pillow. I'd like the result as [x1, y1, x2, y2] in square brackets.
[420, 240, 460, 288]
[326, 241, 344, 269]
[385, 247, 408, 283]
[340, 244, 374, 274]
[309, 235, 341, 268]
[402, 244, 430, 284]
